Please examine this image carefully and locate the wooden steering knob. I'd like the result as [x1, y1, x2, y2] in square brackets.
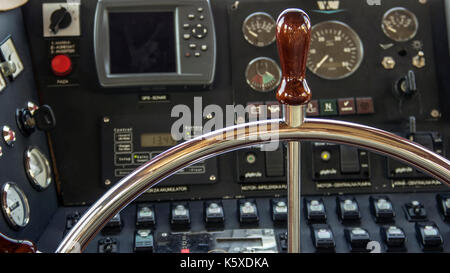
[275, 9, 312, 106]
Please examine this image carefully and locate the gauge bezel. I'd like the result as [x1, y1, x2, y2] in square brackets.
[381, 7, 419, 42]
[307, 20, 364, 80]
[245, 56, 282, 92]
[1, 182, 30, 230]
[242, 12, 276, 47]
[24, 146, 52, 191]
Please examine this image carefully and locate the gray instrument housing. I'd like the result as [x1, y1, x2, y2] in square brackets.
[94, 0, 216, 88]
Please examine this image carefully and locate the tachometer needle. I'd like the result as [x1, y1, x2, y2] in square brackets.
[314, 54, 329, 73]
[249, 30, 259, 37]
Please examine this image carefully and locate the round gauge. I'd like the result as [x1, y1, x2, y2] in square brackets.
[242, 12, 276, 47]
[382, 7, 418, 42]
[24, 147, 52, 191]
[306, 21, 364, 80]
[245, 57, 281, 92]
[1, 182, 30, 230]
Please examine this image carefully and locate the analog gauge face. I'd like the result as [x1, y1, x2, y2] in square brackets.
[1, 182, 30, 229]
[24, 147, 52, 191]
[245, 57, 281, 92]
[306, 21, 364, 80]
[382, 7, 418, 42]
[242, 12, 276, 47]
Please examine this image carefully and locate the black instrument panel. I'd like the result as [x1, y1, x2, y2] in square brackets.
[0, 0, 445, 253]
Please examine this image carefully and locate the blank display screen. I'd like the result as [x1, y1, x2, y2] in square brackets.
[108, 12, 176, 74]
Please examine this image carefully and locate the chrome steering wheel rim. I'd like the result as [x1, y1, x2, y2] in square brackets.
[56, 117, 450, 253]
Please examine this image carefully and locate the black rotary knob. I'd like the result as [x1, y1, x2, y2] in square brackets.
[49, 7, 72, 34]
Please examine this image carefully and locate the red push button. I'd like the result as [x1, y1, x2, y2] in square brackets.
[51, 54, 72, 76]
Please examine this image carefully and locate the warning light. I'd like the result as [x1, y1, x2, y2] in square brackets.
[321, 151, 331, 161]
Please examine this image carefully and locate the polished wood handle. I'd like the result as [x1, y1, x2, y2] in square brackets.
[275, 9, 312, 106]
[0, 232, 37, 253]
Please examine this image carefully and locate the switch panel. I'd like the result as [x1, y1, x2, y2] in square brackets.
[136, 204, 156, 227]
[134, 229, 154, 253]
[271, 199, 287, 222]
[337, 196, 361, 222]
[381, 226, 407, 252]
[238, 199, 259, 224]
[370, 196, 395, 223]
[42, 3, 81, 37]
[387, 132, 444, 179]
[415, 222, 443, 251]
[312, 143, 369, 181]
[345, 227, 370, 252]
[204, 201, 225, 224]
[310, 224, 335, 252]
[170, 203, 191, 227]
[304, 198, 327, 223]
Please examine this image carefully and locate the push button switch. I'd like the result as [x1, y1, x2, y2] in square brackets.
[337, 197, 361, 221]
[51, 54, 72, 76]
[404, 200, 427, 221]
[238, 200, 259, 224]
[437, 194, 450, 221]
[305, 198, 327, 223]
[310, 224, 335, 252]
[381, 226, 406, 251]
[170, 203, 190, 226]
[271, 199, 287, 222]
[415, 222, 443, 251]
[345, 227, 370, 252]
[136, 204, 156, 227]
[204, 201, 224, 224]
[134, 230, 154, 253]
[370, 196, 395, 222]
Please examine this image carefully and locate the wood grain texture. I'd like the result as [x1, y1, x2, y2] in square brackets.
[275, 9, 312, 106]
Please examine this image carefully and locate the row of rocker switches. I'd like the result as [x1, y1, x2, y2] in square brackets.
[98, 199, 289, 231]
[305, 195, 450, 224]
[305, 195, 450, 252]
[310, 222, 443, 252]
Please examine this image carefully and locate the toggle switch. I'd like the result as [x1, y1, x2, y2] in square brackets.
[393, 70, 417, 99]
[339, 145, 360, 174]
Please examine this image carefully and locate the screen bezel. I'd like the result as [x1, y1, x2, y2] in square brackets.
[94, 0, 182, 87]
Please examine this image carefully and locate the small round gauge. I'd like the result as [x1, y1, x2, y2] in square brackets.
[382, 7, 418, 42]
[306, 21, 364, 80]
[245, 57, 281, 92]
[24, 147, 52, 191]
[242, 12, 276, 47]
[1, 182, 30, 230]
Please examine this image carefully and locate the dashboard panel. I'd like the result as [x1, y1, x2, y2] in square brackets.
[0, 0, 448, 254]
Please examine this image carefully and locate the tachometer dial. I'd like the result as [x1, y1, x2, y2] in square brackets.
[24, 147, 52, 191]
[306, 21, 364, 80]
[245, 57, 281, 92]
[1, 182, 30, 230]
[242, 12, 276, 47]
[382, 7, 418, 42]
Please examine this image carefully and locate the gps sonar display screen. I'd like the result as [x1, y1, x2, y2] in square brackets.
[108, 12, 176, 74]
